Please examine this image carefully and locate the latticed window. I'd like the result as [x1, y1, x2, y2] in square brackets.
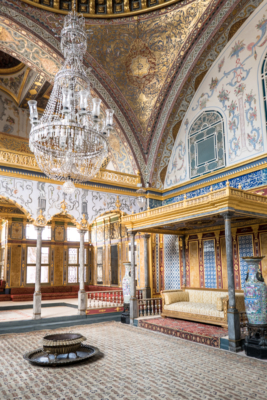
[26, 224, 51, 240]
[67, 247, 88, 283]
[188, 111, 226, 178]
[26, 247, 50, 284]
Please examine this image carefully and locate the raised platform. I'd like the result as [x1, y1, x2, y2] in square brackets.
[0, 300, 122, 334]
[138, 317, 230, 348]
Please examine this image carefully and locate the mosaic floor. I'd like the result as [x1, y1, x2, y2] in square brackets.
[138, 317, 228, 347]
[0, 322, 267, 399]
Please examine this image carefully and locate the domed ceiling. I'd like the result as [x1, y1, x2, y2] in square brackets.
[0, 0, 261, 185]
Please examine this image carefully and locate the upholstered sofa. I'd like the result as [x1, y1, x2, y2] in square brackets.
[161, 288, 245, 328]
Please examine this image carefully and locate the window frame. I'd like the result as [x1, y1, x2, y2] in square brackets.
[26, 245, 50, 285]
[67, 246, 88, 284]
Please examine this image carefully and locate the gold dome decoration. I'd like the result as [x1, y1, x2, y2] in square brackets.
[19, 0, 181, 19]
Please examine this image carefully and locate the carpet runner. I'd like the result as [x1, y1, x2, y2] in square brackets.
[138, 317, 228, 347]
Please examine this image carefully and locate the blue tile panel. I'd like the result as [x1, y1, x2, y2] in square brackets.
[163, 168, 267, 206]
[238, 235, 254, 289]
[155, 234, 160, 293]
[203, 240, 217, 289]
[164, 235, 180, 290]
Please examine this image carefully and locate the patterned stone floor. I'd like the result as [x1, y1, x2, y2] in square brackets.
[0, 321, 267, 400]
[0, 306, 78, 321]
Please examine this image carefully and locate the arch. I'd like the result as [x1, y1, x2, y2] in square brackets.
[261, 52, 267, 132]
[0, 194, 32, 219]
[0, 7, 145, 178]
[188, 110, 226, 179]
[148, 0, 257, 188]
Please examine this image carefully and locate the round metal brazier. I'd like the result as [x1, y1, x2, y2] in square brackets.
[41, 333, 86, 355]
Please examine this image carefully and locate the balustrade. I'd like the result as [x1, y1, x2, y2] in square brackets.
[87, 290, 123, 309]
[87, 289, 142, 309]
[138, 298, 162, 317]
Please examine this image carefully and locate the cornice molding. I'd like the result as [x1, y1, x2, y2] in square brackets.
[18, 0, 182, 19]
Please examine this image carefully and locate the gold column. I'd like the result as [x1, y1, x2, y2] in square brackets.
[90, 0, 96, 14]
[141, 0, 146, 9]
[51, 244, 55, 285]
[54, 0, 60, 9]
[21, 244, 27, 287]
[107, 0, 113, 13]
[124, 0, 130, 12]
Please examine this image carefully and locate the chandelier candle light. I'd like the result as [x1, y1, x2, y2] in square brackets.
[28, 1, 114, 194]
[136, 183, 147, 211]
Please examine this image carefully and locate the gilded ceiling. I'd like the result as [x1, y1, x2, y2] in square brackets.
[0, 0, 260, 185]
[85, 0, 213, 151]
[18, 0, 182, 18]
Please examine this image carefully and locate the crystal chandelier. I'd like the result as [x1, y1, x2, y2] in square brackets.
[136, 184, 147, 211]
[28, 2, 113, 194]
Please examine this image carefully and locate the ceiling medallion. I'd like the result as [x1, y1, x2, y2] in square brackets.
[28, 1, 114, 194]
[125, 39, 156, 90]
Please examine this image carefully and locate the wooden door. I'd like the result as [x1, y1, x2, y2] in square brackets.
[111, 245, 118, 285]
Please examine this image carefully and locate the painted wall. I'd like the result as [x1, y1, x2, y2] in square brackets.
[165, 0, 267, 189]
[0, 175, 139, 222]
[0, 89, 30, 137]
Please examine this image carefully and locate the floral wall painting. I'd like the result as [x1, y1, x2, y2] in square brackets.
[165, 2, 267, 189]
[0, 90, 30, 138]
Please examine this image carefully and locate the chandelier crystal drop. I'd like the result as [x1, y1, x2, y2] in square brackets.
[28, 2, 113, 192]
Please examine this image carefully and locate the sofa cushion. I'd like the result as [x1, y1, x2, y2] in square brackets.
[11, 288, 34, 295]
[164, 291, 189, 306]
[164, 301, 224, 318]
[41, 287, 54, 294]
[53, 286, 72, 293]
[72, 286, 79, 292]
[216, 297, 224, 311]
[185, 290, 228, 306]
[186, 290, 203, 303]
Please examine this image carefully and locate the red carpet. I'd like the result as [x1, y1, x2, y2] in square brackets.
[138, 317, 228, 348]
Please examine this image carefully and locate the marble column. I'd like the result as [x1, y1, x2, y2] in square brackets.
[181, 235, 186, 287]
[78, 229, 87, 315]
[33, 226, 44, 320]
[130, 231, 138, 325]
[143, 234, 151, 299]
[223, 213, 241, 352]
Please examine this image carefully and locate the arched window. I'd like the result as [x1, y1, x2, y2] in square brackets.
[188, 111, 226, 178]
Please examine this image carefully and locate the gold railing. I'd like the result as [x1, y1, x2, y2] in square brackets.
[92, 169, 141, 187]
[0, 149, 39, 170]
[122, 184, 267, 223]
[0, 148, 140, 188]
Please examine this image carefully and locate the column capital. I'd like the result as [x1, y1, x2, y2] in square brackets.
[77, 229, 87, 235]
[128, 231, 136, 237]
[142, 234, 150, 239]
[34, 225, 45, 232]
[221, 212, 235, 220]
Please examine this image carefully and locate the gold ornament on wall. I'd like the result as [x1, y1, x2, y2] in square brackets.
[33, 209, 47, 227]
[77, 214, 89, 231]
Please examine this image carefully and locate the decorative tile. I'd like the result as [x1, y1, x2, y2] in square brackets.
[203, 240, 217, 288]
[238, 234, 254, 289]
[164, 235, 180, 290]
